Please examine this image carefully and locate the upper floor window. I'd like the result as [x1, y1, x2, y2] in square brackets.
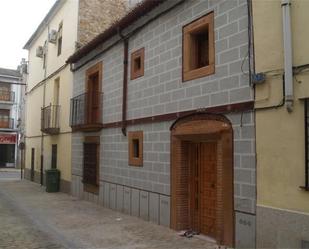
[86, 62, 103, 125]
[57, 22, 63, 56]
[183, 12, 215, 82]
[130, 48, 144, 80]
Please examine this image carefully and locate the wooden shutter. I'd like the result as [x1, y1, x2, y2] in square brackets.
[83, 143, 98, 185]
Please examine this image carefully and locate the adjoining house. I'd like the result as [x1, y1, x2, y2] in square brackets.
[23, 0, 127, 192]
[253, 0, 309, 247]
[67, 0, 256, 247]
[0, 67, 23, 168]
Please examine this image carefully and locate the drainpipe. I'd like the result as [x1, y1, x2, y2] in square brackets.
[122, 40, 129, 136]
[281, 0, 293, 112]
[40, 25, 49, 185]
[118, 28, 129, 136]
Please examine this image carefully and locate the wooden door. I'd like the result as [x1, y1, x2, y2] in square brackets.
[83, 142, 98, 186]
[87, 73, 99, 124]
[200, 142, 217, 237]
[189, 142, 217, 237]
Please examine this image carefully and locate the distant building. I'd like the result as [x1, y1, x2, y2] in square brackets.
[23, 0, 127, 192]
[0, 67, 23, 168]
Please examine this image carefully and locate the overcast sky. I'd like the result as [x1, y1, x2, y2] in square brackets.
[0, 0, 57, 70]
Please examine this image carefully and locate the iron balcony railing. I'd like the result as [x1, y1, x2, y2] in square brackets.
[0, 90, 15, 102]
[41, 105, 60, 134]
[70, 92, 103, 130]
[0, 117, 14, 129]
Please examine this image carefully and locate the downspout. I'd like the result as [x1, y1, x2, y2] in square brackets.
[304, 99, 309, 189]
[281, 0, 293, 112]
[119, 28, 129, 136]
[40, 25, 49, 185]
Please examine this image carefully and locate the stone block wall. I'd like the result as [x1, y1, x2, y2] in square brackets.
[125, 0, 251, 120]
[78, 0, 128, 46]
[71, 111, 255, 225]
[71, 0, 255, 246]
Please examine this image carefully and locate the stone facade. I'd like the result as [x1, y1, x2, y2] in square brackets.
[257, 206, 309, 248]
[78, 0, 127, 46]
[71, 0, 255, 247]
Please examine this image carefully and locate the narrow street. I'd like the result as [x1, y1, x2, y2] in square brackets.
[0, 191, 65, 249]
[0, 178, 216, 249]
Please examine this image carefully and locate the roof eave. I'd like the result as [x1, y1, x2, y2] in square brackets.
[23, 0, 65, 50]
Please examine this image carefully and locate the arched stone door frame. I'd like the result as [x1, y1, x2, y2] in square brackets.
[170, 113, 234, 247]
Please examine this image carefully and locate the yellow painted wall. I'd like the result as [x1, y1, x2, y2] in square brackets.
[25, 0, 77, 184]
[25, 134, 71, 182]
[253, 0, 309, 212]
[27, 29, 47, 90]
[26, 0, 78, 91]
[45, 0, 78, 75]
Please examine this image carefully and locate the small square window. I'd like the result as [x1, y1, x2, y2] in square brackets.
[128, 131, 143, 166]
[183, 12, 215, 82]
[130, 48, 144, 80]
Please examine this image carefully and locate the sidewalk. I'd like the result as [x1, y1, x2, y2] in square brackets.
[0, 180, 216, 249]
[0, 168, 21, 181]
[0, 167, 20, 172]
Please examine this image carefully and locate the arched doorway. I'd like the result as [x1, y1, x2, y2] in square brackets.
[170, 113, 234, 247]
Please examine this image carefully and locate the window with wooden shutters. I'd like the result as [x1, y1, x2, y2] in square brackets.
[83, 136, 100, 193]
[83, 143, 98, 185]
[183, 12, 215, 82]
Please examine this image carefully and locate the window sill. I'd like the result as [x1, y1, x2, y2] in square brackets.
[183, 64, 215, 82]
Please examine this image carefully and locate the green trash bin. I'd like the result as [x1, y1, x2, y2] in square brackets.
[45, 169, 60, 192]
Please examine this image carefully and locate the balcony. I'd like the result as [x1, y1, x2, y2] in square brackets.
[0, 90, 15, 103]
[70, 92, 103, 132]
[0, 117, 14, 130]
[41, 105, 60, 135]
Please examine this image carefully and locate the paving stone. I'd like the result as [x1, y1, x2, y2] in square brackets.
[0, 180, 217, 249]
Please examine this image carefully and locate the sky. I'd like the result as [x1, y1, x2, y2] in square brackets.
[0, 0, 57, 70]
